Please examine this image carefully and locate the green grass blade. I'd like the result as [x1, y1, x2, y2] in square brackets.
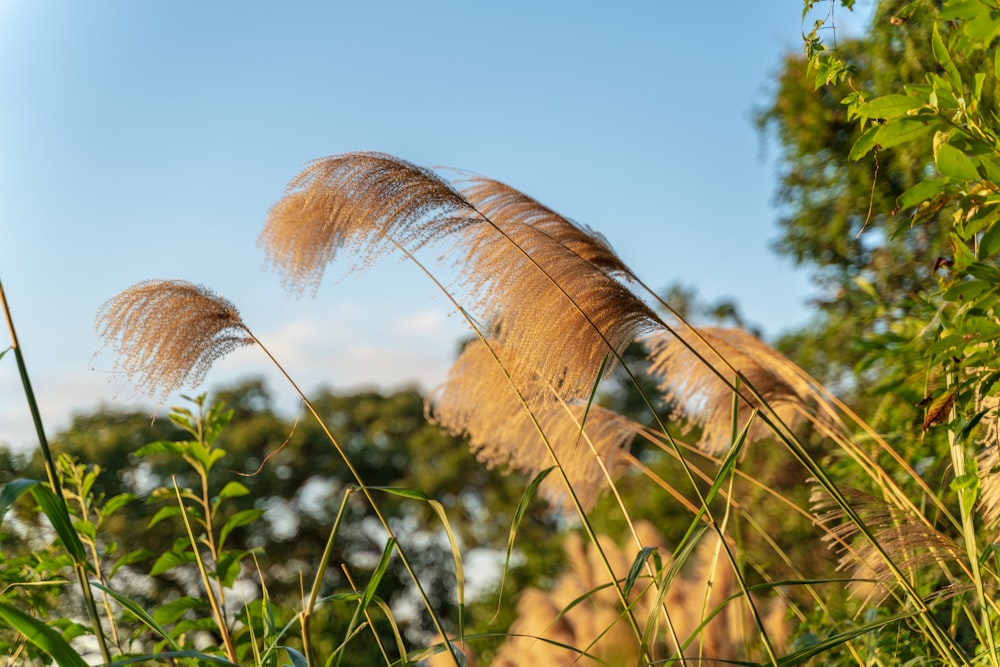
[104, 651, 242, 666]
[362, 537, 396, 611]
[90, 580, 184, 651]
[776, 609, 920, 666]
[0, 478, 39, 520]
[492, 466, 555, 620]
[623, 546, 658, 597]
[30, 483, 87, 562]
[0, 601, 89, 667]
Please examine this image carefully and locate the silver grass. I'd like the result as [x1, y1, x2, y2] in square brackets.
[426, 339, 639, 511]
[95, 280, 254, 405]
[258, 152, 474, 295]
[976, 394, 1000, 527]
[811, 486, 963, 605]
[261, 152, 662, 402]
[645, 326, 828, 453]
[490, 523, 785, 667]
[458, 175, 637, 280]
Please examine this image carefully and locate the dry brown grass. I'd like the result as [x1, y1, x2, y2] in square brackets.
[94, 280, 254, 405]
[260, 152, 663, 402]
[486, 522, 785, 666]
[427, 339, 639, 511]
[646, 326, 829, 453]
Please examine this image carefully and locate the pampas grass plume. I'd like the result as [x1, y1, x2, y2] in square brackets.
[95, 280, 253, 405]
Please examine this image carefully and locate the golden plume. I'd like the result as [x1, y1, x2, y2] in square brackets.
[975, 394, 1000, 528]
[258, 152, 473, 295]
[645, 326, 828, 453]
[95, 280, 254, 405]
[457, 175, 637, 280]
[811, 486, 965, 606]
[426, 339, 639, 510]
[261, 152, 662, 401]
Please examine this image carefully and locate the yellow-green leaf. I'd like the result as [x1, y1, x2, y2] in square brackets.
[935, 143, 979, 180]
[932, 22, 963, 90]
[857, 94, 923, 119]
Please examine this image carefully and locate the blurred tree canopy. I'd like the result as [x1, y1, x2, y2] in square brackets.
[4, 379, 569, 663]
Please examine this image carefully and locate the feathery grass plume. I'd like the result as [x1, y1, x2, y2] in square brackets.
[426, 339, 639, 511]
[976, 395, 1000, 527]
[258, 151, 476, 295]
[457, 175, 637, 280]
[95, 280, 254, 405]
[645, 325, 828, 453]
[811, 486, 966, 606]
[261, 152, 663, 401]
[980, 445, 1000, 529]
[490, 522, 785, 667]
[490, 521, 669, 667]
[451, 183, 661, 400]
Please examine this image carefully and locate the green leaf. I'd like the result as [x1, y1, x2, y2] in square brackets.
[873, 116, 936, 150]
[153, 595, 210, 626]
[215, 551, 243, 588]
[936, 143, 979, 180]
[932, 22, 963, 90]
[72, 518, 96, 542]
[942, 279, 994, 303]
[109, 548, 153, 578]
[284, 647, 309, 667]
[31, 485, 87, 563]
[216, 480, 250, 501]
[148, 505, 184, 528]
[150, 549, 196, 576]
[965, 7, 1000, 41]
[979, 158, 1000, 185]
[104, 652, 241, 666]
[624, 546, 658, 597]
[897, 177, 952, 210]
[940, 0, 985, 21]
[848, 124, 881, 161]
[494, 467, 555, 618]
[0, 602, 89, 667]
[951, 472, 979, 492]
[361, 537, 396, 610]
[856, 94, 923, 120]
[0, 478, 39, 521]
[135, 439, 187, 457]
[101, 492, 138, 516]
[219, 508, 265, 550]
[980, 222, 1000, 259]
[371, 487, 464, 605]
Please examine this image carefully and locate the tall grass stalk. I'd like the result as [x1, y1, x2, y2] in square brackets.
[0, 279, 112, 664]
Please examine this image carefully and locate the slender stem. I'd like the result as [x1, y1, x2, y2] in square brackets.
[173, 478, 238, 663]
[0, 279, 112, 663]
[250, 333, 463, 666]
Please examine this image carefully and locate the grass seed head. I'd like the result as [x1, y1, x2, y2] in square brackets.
[95, 280, 254, 405]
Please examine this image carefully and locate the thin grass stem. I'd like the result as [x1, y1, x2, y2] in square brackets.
[0, 279, 112, 664]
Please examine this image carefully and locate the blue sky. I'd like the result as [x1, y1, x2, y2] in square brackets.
[0, 2, 870, 450]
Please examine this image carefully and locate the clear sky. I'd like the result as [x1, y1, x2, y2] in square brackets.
[0, 2, 871, 451]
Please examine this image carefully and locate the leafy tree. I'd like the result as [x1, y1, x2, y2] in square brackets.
[758, 0, 994, 392]
[7, 379, 567, 663]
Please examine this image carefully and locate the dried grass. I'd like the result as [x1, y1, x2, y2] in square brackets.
[260, 152, 663, 401]
[426, 339, 639, 511]
[811, 486, 964, 606]
[489, 522, 785, 666]
[94, 280, 253, 405]
[645, 326, 828, 453]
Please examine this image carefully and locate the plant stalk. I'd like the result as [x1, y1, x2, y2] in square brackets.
[0, 279, 112, 663]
